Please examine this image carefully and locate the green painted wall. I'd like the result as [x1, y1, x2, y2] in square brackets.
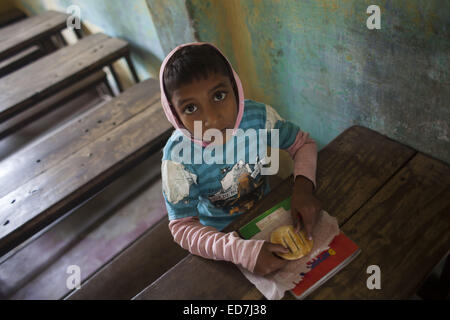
[186, 0, 450, 164]
[145, 0, 197, 55]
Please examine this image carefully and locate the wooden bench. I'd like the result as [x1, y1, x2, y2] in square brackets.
[0, 10, 78, 78]
[0, 150, 181, 299]
[0, 32, 139, 124]
[0, 44, 45, 77]
[0, 70, 110, 141]
[133, 125, 450, 300]
[0, 78, 173, 257]
[0, 10, 73, 61]
[64, 216, 189, 300]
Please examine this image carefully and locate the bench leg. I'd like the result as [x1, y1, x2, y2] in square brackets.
[57, 32, 67, 47]
[102, 77, 116, 97]
[73, 27, 83, 39]
[125, 54, 140, 83]
[109, 64, 123, 93]
[39, 37, 58, 54]
[103, 78, 115, 97]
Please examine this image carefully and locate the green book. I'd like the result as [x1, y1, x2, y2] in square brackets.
[238, 196, 291, 240]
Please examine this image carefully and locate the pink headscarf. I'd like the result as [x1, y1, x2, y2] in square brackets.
[159, 42, 245, 147]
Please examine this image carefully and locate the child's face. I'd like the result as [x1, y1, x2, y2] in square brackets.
[170, 72, 238, 145]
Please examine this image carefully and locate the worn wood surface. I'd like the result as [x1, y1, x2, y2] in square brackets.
[133, 125, 419, 300]
[0, 78, 173, 256]
[0, 33, 129, 123]
[307, 152, 450, 299]
[66, 216, 188, 300]
[0, 45, 43, 77]
[0, 10, 67, 60]
[0, 70, 107, 140]
[0, 76, 157, 197]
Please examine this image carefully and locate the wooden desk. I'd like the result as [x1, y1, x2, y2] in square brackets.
[0, 10, 70, 60]
[133, 125, 450, 300]
[0, 44, 44, 77]
[0, 78, 172, 257]
[0, 33, 138, 124]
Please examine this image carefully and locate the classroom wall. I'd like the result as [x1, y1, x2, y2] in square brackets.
[5, 0, 450, 164]
[185, 0, 450, 164]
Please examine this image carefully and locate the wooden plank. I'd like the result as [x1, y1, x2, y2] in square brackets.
[0, 33, 129, 123]
[0, 78, 159, 198]
[306, 152, 450, 299]
[0, 10, 68, 60]
[135, 253, 256, 300]
[66, 216, 188, 300]
[0, 70, 106, 139]
[0, 80, 173, 256]
[133, 125, 416, 300]
[0, 150, 165, 299]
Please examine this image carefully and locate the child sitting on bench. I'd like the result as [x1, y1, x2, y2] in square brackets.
[160, 42, 321, 276]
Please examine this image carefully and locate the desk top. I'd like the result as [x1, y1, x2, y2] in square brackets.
[0, 33, 128, 123]
[133, 125, 450, 300]
[0, 10, 69, 60]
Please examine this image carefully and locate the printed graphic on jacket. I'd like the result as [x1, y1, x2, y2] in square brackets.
[208, 156, 270, 215]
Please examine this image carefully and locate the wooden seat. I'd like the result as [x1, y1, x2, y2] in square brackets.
[0, 78, 173, 257]
[65, 216, 188, 300]
[0, 150, 176, 299]
[0, 33, 138, 123]
[0, 10, 70, 60]
[0, 70, 109, 141]
[0, 8, 27, 28]
[0, 44, 45, 77]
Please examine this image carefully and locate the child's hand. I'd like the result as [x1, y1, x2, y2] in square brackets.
[291, 176, 322, 240]
[253, 242, 290, 276]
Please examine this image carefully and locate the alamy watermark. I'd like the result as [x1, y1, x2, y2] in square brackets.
[170, 122, 280, 176]
[366, 264, 381, 290]
[66, 5, 81, 30]
[66, 264, 81, 290]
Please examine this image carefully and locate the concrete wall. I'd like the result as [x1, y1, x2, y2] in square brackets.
[186, 0, 450, 163]
[5, 0, 450, 163]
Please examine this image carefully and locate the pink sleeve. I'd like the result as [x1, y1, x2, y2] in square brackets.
[168, 216, 265, 273]
[285, 130, 318, 191]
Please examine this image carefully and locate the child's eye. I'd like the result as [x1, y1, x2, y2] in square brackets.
[184, 104, 197, 114]
[213, 91, 227, 102]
